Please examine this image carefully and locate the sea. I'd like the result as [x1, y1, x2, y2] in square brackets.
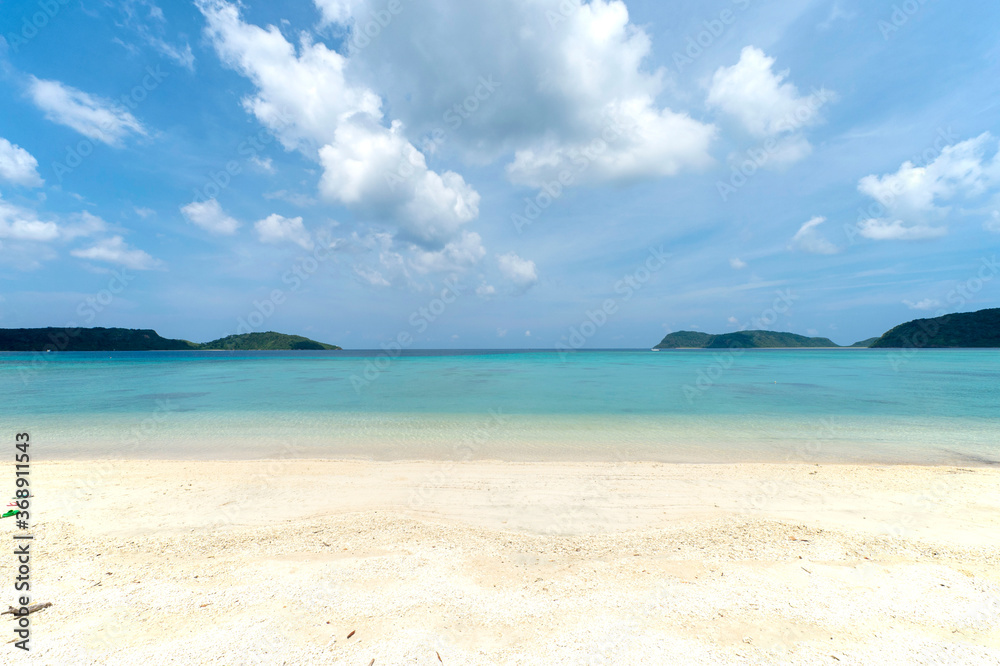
[2, 349, 998, 465]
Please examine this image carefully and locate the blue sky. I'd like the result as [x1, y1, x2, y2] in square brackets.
[1, 0, 998, 348]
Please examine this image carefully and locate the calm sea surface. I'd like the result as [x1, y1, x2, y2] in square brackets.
[2, 349, 998, 464]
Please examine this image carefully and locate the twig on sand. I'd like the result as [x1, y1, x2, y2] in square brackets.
[368, 659, 374, 666]
[3, 602, 53, 619]
[437, 651, 444, 662]
[347, 629, 356, 639]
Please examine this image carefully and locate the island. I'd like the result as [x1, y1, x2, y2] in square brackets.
[0, 328, 341, 352]
[869, 308, 1000, 348]
[654, 330, 838, 349]
[654, 307, 1000, 349]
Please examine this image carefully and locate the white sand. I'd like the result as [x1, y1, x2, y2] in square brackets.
[5, 460, 1000, 664]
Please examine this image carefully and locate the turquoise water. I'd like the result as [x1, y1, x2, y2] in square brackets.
[2, 349, 998, 464]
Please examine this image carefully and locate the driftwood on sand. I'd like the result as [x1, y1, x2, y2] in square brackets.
[3, 602, 52, 618]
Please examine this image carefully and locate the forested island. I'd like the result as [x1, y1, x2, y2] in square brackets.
[654, 308, 1000, 349]
[0, 328, 340, 352]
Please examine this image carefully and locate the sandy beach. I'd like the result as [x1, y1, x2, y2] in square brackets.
[7, 459, 1000, 664]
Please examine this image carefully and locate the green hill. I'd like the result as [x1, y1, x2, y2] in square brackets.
[850, 337, 880, 348]
[199, 332, 340, 350]
[655, 329, 839, 349]
[0, 327, 196, 352]
[869, 308, 1000, 348]
[0, 328, 340, 351]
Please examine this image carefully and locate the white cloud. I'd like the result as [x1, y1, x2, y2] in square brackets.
[729, 257, 747, 270]
[0, 195, 59, 241]
[197, 0, 479, 247]
[505, 99, 715, 187]
[70, 236, 161, 270]
[497, 252, 538, 288]
[324, 0, 715, 188]
[789, 216, 839, 254]
[708, 46, 832, 166]
[353, 265, 390, 287]
[856, 132, 1000, 239]
[180, 198, 241, 235]
[250, 155, 274, 173]
[903, 298, 941, 311]
[478, 284, 497, 298]
[856, 218, 947, 241]
[134, 206, 155, 218]
[727, 316, 739, 325]
[314, 0, 363, 25]
[317, 120, 479, 244]
[255, 213, 314, 250]
[0, 138, 43, 187]
[410, 230, 485, 274]
[708, 46, 832, 137]
[28, 78, 145, 146]
[60, 211, 108, 240]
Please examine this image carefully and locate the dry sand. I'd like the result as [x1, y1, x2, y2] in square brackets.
[5, 459, 1000, 664]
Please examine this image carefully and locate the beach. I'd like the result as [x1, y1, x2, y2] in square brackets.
[8, 459, 1000, 664]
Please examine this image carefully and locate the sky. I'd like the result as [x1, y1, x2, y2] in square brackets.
[1, 0, 999, 349]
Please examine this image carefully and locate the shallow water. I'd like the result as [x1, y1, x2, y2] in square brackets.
[2, 349, 998, 464]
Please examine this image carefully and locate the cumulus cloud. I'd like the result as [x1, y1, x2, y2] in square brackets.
[708, 46, 833, 166]
[789, 216, 839, 254]
[197, 0, 478, 247]
[317, 120, 479, 244]
[70, 235, 161, 270]
[497, 252, 538, 288]
[255, 213, 314, 249]
[856, 132, 1000, 240]
[0, 138, 43, 187]
[0, 195, 59, 241]
[903, 298, 941, 311]
[180, 198, 241, 235]
[729, 257, 747, 270]
[409, 230, 485, 274]
[321, 0, 715, 188]
[28, 78, 146, 146]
